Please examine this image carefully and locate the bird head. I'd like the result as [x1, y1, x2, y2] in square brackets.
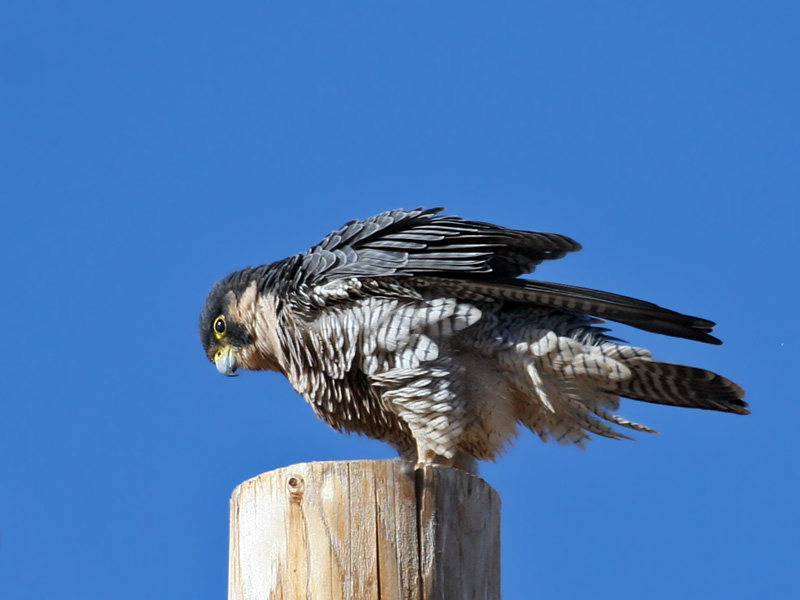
[198, 277, 254, 376]
[199, 269, 286, 376]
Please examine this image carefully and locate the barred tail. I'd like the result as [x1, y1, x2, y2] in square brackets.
[612, 359, 748, 415]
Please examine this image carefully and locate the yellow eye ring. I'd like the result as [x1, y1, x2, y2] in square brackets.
[213, 315, 227, 339]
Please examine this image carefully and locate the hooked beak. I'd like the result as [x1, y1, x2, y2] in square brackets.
[214, 345, 239, 377]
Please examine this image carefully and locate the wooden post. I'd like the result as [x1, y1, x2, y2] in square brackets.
[228, 459, 500, 600]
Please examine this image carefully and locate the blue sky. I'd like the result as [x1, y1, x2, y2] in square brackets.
[1, 2, 798, 598]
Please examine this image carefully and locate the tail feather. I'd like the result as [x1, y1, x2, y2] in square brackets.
[612, 359, 749, 415]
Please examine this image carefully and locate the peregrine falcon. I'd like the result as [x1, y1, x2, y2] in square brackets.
[199, 208, 747, 471]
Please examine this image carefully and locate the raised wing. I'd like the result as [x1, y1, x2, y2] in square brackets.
[288, 208, 724, 345]
[298, 207, 581, 286]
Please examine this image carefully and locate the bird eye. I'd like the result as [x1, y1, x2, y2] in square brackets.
[213, 315, 227, 339]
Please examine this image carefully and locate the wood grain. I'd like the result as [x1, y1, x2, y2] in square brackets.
[228, 459, 500, 600]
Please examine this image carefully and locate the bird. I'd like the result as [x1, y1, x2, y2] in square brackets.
[199, 207, 747, 472]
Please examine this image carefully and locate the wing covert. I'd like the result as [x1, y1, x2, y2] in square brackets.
[297, 208, 580, 287]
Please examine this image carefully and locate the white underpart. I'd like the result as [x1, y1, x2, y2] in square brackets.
[294, 289, 483, 460]
[283, 285, 657, 462]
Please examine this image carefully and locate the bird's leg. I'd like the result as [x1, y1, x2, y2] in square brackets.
[414, 447, 454, 470]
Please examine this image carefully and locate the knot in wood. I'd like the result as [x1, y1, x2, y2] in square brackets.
[286, 475, 305, 501]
